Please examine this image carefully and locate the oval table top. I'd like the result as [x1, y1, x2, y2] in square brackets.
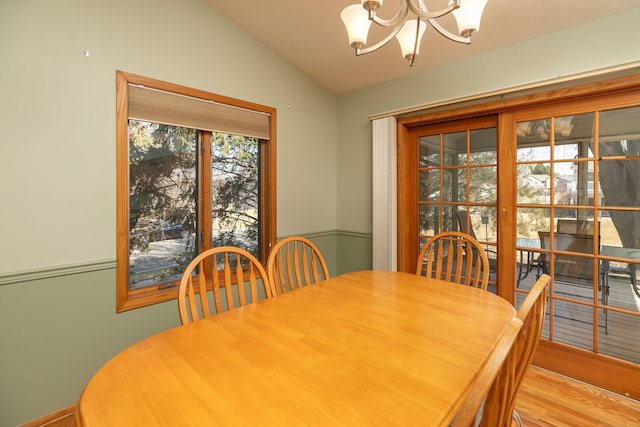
[76, 270, 515, 426]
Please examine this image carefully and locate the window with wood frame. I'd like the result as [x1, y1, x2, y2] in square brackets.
[115, 71, 276, 312]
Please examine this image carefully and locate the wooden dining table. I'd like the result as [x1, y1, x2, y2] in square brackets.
[76, 270, 516, 426]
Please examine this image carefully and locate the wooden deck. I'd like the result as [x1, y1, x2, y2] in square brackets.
[515, 268, 640, 365]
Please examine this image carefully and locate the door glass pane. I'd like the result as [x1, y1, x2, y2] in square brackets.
[442, 168, 466, 202]
[553, 113, 594, 160]
[599, 105, 640, 151]
[599, 159, 640, 207]
[443, 131, 466, 166]
[419, 170, 440, 202]
[417, 125, 497, 290]
[441, 205, 457, 232]
[469, 167, 496, 203]
[469, 128, 497, 164]
[419, 135, 440, 167]
[595, 106, 640, 364]
[419, 204, 440, 236]
[552, 299, 593, 351]
[599, 313, 640, 363]
[516, 108, 640, 365]
[516, 118, 551, 160]
[516, 163, 550, 204]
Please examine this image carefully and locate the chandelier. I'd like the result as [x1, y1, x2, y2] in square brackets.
[340, 0, 488, 66]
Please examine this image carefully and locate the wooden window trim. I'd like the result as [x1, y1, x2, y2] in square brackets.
[115, 71, 276, 312]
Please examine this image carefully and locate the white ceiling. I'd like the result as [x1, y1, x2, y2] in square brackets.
[203, 0, 640, 95]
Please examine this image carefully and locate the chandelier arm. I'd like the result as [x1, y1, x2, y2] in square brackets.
[370, 1, 409, 28]
[427, 17, 471, 44]
[356, 18, 408, 56]
[409, 17, 420, 67]
[408, 0, 459, 20]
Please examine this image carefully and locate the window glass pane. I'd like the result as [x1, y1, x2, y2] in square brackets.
[553, 113, 594, 160]
[554, 209, 596, 235]
[555, 160, 595, 207]
[464, 206, 497, 244]
[599, 158, 640, 208]
[553, 300, 593, 351]
[441, 205, 456, 232]
[516, 162, 551, 204]
[469, 128, 497, 165]
[598, 313, 640, 363]
[419, 170, 440, 202]
[538, 230, 596, 304]
[599, 209, 638, 247]
[443, 131, 466, 166]
[128, 121, 197, 289]
[517, 144, 551, 163]
[419, 204, 440, 236]
[599, 105, 640, 152]
[469, 166, 496, 203]
[516, 207, 550, 241]
[599, 209, 640, 328]
[210, 133, 261, 259]
[442, 168, 466, 202]
[419, 135, 440, 167]
[516, 119, 551, 161]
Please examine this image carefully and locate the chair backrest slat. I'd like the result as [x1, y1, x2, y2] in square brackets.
[416, 231, 491, 290]
[267, 236, 330, 295]
[178, 247, 272, 325]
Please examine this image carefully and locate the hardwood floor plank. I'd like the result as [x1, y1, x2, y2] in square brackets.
[516, 366, 640, 427]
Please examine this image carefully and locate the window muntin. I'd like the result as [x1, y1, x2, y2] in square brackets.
[116, 71, 276, 312]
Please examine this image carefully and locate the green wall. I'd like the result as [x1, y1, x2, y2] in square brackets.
[0, 0, 341, 424]
[336, 8, 640, 236]
[0, 0, 338, 273]
[1, 0, 639, 424]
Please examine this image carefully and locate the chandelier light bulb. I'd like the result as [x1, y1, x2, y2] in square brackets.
[341, 4, 372, 49]
[395, 19, 427, 63]
[450, 0, 488, 37]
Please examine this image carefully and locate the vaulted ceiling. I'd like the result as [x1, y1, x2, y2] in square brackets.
[204, 0, 640, 95]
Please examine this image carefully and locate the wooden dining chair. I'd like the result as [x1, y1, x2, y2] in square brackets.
[450, 317, 523, 427]
[478, 274, 550, 427]
[266, 236, 329, 295]
[416, 231, 490, 290]
[178, 246, 274, 325]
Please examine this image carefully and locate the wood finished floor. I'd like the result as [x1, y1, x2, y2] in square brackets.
[516, 366, 640, 427]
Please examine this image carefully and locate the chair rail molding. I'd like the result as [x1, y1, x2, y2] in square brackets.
[372, 116, 397, 271]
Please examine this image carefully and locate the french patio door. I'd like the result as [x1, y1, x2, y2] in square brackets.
[397, 77, 640, 398]
[511, 98, 640, 397]
[397, 116, 499, 292]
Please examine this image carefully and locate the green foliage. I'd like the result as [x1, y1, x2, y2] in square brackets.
[531, 163, 550, 175]
[127, 122, 262, 287]
[210, 133, 260, 254]
[128, 121, 197, 248]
